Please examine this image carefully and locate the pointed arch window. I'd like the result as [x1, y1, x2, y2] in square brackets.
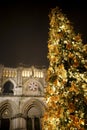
[2, 81, 14, 95]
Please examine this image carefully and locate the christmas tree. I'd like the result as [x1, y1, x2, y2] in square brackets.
[42, 7, 87, 130]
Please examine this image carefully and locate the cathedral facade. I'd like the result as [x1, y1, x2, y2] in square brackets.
[0, 64, 47, 130]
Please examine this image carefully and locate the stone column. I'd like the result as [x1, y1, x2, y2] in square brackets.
[32, 117, 35, 130]
[19, 117, 26, 129]
[11, 118, 19, 130]
[17, 67, 22, 87]
[40, 117, 42, 130]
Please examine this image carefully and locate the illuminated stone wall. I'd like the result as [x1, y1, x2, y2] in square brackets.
[0, 64, 47, 130]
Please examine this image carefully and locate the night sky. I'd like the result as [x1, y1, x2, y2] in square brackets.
[0, 0, 87, 68]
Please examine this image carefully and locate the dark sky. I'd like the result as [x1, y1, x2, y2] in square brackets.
[0, 0, 87, 68]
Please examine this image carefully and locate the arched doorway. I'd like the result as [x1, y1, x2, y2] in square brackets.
[22, 99, 46, 130]
[0, 109, 11, 130]
[2, 81, 14, 95]
[27, 107, 41, 130]
[0, 100, 16, 130]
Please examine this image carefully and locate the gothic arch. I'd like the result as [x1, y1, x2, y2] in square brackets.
[2, 78, 17, 94]
[0, 100, 18, 118]
[22, 98, 46, 117]
[2, 78, 17, 89]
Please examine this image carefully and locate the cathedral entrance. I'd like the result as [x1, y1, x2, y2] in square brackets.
[26, 105, 42, 130]
[0, 101, 13, 130]
[0, 118, 10, 130]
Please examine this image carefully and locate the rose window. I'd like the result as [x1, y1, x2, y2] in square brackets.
[28, 81, 38, 91]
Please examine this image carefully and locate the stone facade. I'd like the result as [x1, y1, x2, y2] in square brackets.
[0, 64, 47, 130]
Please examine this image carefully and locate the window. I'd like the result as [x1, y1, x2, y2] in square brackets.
[2, 81, 14, 95]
